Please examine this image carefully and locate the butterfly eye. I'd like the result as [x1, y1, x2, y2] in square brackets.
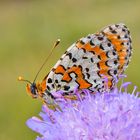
[26, 83, 38, 98]
[30, 83, 37, 95]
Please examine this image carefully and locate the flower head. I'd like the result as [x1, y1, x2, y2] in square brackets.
[26, 83, 140, 140]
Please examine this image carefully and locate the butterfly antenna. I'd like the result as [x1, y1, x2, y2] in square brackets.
[33, 39, 60, 83]
[18, 76, 32, 84]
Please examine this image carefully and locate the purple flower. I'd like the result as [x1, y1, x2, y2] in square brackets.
[26, 83, 140, 140]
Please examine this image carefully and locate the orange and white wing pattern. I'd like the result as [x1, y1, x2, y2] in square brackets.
[45, 23, 132, 94]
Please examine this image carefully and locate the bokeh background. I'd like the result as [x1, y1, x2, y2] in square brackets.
[0, 0, 140, 139]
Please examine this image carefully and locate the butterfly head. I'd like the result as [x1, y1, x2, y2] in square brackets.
[18, 76, 44, 99]
[26, 82, 38, 98]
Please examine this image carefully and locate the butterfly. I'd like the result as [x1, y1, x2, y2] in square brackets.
[19, 23, 132, 110]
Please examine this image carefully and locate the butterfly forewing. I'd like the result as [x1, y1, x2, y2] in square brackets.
[46, 23, 132, 94]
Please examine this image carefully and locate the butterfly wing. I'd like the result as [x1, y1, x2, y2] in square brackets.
[46, 23, 132, 93]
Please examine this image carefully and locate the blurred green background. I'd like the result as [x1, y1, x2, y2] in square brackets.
[0, 0, 140, 139]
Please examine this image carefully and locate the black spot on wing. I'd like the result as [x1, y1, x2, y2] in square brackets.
[109, 26, 113, 31]
[66, 52, 72, 59]
[52, 68, 55, 72]
[97, 63, 100, 69]
[80, 40, 85, 45]
[52, 84, 55, 88]
[57, 84, 61, 88]
[63, 86, 70, 91]
[111, 30, 117, 34]
[99, 44, 104, 50]
[98, 55, 101, 60]
[114, 70, 117, 75]
[107, 42, 112, 47]
[97, 36, 104, 41]
[117, 35, 121, 39]
[90, 40, 95, 46]
[90, 58, 94, 63]
[72, 57, 77, 62]
[115, 24, 119, 28]
[47, 85, 51, 91]
[121, 42, 124, 46]
[86, 73, 90, 79]
[48, 78, 52, 83]
[114, 60, 118, 65]
[81, 48, 86, 53]
[94, 79, 97, 83]
[87, 35, 91, 39]
[82, 56, 88, 59]
[105, 61, 111, 67]
[85, 68, 89, 72]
